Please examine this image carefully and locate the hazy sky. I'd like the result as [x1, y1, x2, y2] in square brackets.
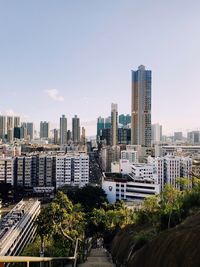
[0, 0, 200, 136]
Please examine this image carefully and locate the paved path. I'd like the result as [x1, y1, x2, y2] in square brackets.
[78, 248, 115, 267]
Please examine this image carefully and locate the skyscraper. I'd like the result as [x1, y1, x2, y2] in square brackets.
[72, 115, 80, 143]
[119, 114, 131, 126]
[105, 116, 111, 129]
[111, 103, 118, 146]
[97, 117, 105, 142]
[131, 65, 151, 147]
[81, 127, 86, 145]
[152, 123, 162, 143]
[7, 116, 14, 142]
[27, 122, 34, 140]
[0, 116, 6, 141]
[14, 116, 21, 128]
[40, 121, 50, 139]
[60, 115, 67, 145]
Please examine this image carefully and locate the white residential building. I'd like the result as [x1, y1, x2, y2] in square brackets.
[121, 149, 138, 164]
[151, 123, 162, 143]
[148, 155, 192, 190]
[56, 154, 89, 188]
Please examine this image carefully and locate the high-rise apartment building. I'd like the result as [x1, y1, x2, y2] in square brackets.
[7, 116, 14, 142]
[111, 103, 118, 146]
[0, 116, 6, 141]
[131, 65, 151, 147]
[81, 127, 86, 145]
[174, 132, 183, 141]
[53, 129, 59, 144]
[60, 115, 67, 145]
[14, 116, 20, 128]
[152, 123, 162, 143]
[27, 122, 34, 140]
[40, 121, 50, 139]
[148, 155, 192, 190]
[21, 122, 27, 140]
[67, 130, 71, 142]
[187, 131, 200, 144]
[72, 115, 80, 143]
[56, 154, 89, 188]
[0, 157, 14, 184]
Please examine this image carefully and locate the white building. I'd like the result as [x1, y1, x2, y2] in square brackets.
[151, 123, 162, 143]
[148, 155, 192, 190]
[121, 149, 138, 163]
[130, 163, 158, 183]
[56, 153, 89, 188]
[102, 173, 160, 204]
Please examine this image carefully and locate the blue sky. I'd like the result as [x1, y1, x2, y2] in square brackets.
[0, 0, 200, 136]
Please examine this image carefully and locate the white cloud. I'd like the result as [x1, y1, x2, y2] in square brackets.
[45, 89, 64, 102]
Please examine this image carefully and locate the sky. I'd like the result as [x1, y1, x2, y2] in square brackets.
[0, 0, 200, 136]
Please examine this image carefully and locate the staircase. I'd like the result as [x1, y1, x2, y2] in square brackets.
[78, 248, 115, 267]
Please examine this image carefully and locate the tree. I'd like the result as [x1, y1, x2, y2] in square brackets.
[60, 185, 108, 212]
[160, 184, 182, 229]
[36, 192, 85, 257]
[36, 205, 54, 256]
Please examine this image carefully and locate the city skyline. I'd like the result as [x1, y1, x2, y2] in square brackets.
[1, 1, 200, 136]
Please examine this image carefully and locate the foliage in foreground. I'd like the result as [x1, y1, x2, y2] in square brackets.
[24, 180, 200, 257]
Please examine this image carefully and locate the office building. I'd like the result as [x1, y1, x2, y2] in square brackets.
[14, 127, 21, 139]
[131, 65, 151, 147]
[118, 128, 131, 145]
[111, 103, 118, 146]
[105, 116, 111, 129]
[119, 114, 131, 126]
[72, 115, 80, 143]
[60, 115, 67, 145]
[100, 128, 111, 146]
[40, 121, 50, 139]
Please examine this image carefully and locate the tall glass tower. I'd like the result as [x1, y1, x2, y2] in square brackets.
[131, 65, 151, 147]
[97, 117, 105, 142]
